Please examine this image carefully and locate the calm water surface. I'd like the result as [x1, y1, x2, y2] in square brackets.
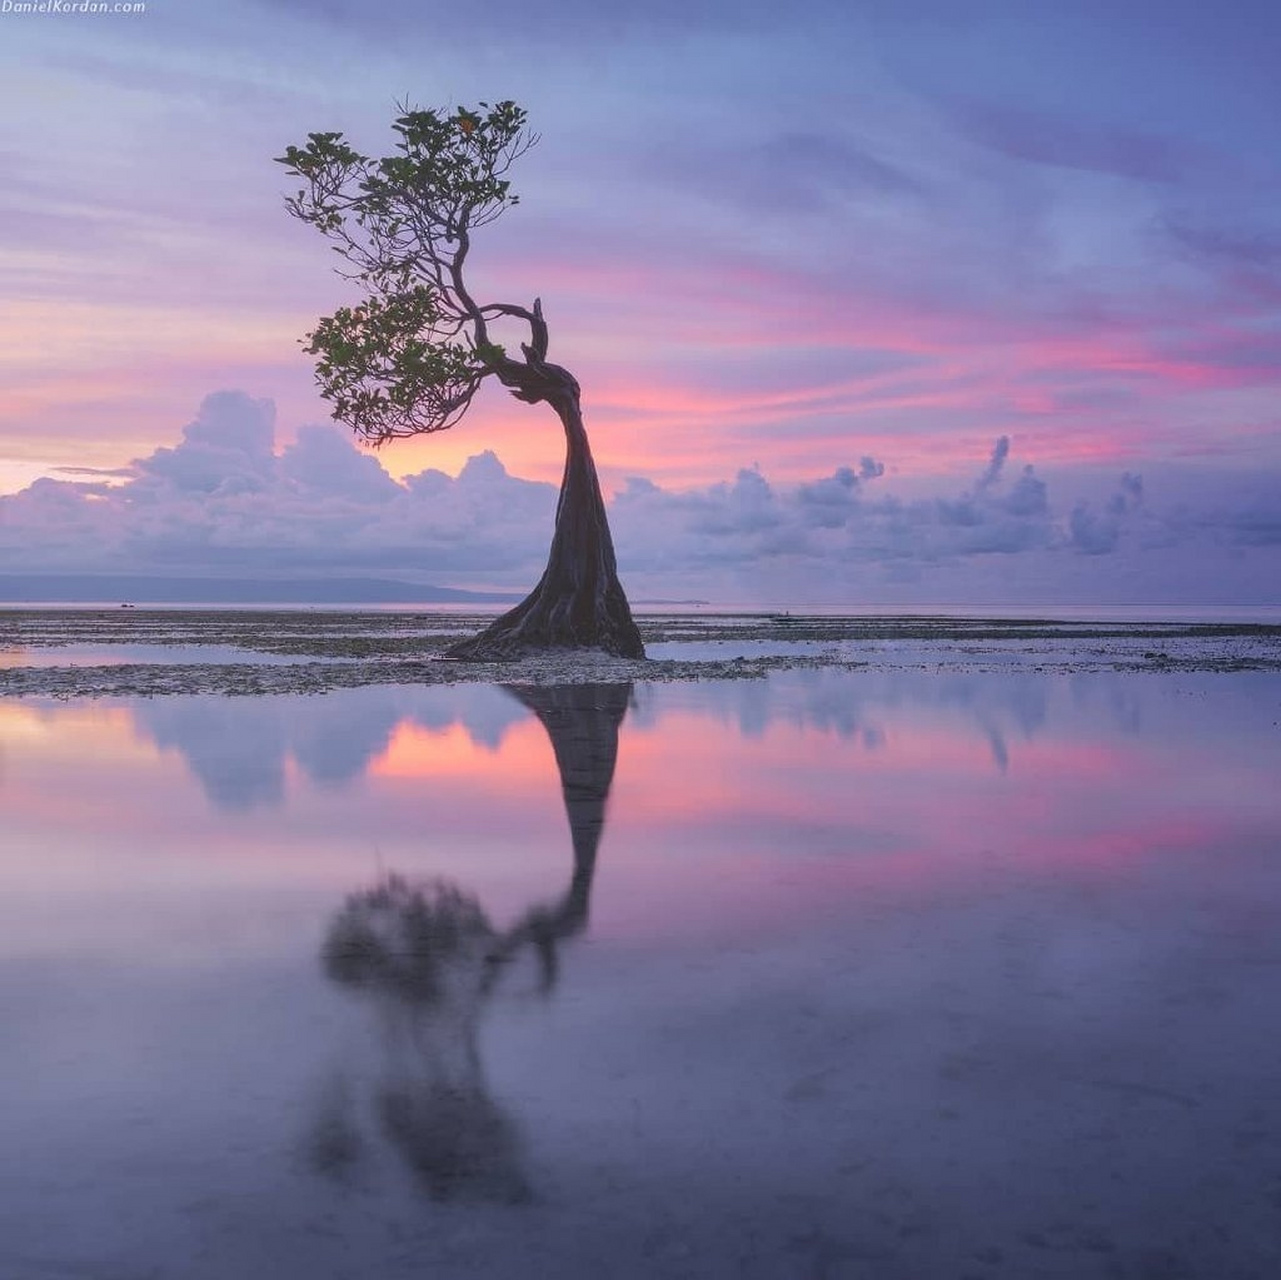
[2, 670, 1280, 1279]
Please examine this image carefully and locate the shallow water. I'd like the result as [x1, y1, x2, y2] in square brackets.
[2, 670, 1280, 1279]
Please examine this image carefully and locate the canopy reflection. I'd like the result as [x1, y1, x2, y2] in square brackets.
[311, 683, 629, 1202]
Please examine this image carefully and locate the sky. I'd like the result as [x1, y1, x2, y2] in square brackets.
[1, 0, 1279, 603]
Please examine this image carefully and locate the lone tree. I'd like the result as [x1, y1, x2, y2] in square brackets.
[276, 101, 644, 659]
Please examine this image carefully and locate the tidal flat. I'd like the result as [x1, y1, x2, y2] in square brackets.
[2, 608, 1280, 698]
[2, 611, 1280, 1278]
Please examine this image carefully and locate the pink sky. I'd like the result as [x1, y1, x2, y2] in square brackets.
[1, 0, 1278, 601]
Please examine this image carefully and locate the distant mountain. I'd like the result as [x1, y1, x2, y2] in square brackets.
[0, 575, 522, 605]
[632, 598, 711, 606]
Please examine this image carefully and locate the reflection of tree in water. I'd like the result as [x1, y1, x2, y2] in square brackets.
[320, 876, 528, 1202]
[311, 683, 630, 1202]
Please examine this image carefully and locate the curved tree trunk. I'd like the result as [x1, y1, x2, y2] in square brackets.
[446, 375, 644, 660]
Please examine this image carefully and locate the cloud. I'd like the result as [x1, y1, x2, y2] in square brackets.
[1068, 471, 1144, 555]
[949, 100, 1195, 184]
[0, 392, 558, 585]
[252, 0, 828, 43]
[1161, 474, 1281, 550]
[613, 436, 1061, 583]
[136, 392, 277, 495]
[1165, 220, 1281, 272]
[278, 422, 402, 503]
[651, 129, 927, 221]
[0, 391, 1277, 603]
[136, 685, 531, 811]
[975, 435, 1010, 492]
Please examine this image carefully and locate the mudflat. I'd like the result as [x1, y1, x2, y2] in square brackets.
[3, 608, 1279, 698]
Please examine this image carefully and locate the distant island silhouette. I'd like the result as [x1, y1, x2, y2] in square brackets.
[0, 575, 522, 606]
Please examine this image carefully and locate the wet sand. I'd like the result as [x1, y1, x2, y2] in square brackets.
[2, 609, 1279, 698]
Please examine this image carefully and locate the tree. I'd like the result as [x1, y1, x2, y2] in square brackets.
[276, 101, 645, 659]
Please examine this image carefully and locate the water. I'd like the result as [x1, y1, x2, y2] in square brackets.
[2, 670, 1280, 1278]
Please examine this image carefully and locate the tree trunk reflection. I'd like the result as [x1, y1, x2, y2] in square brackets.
[311, 683, 630, 1201]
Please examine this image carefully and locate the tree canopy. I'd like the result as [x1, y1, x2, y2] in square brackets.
[276, 101, 551, 441]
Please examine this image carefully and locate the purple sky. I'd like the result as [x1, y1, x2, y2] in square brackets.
[1, 0, 1278, 602]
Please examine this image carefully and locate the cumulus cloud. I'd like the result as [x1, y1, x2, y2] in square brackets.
[1068, 471, 1144, 555]
[612, 434, 1062, 584]
[278, 422, 402, 503]
[974, 435, 1010, 492]
[1162, 475, 1281, 551]
[137, 391, 277, 495]
[0, 392, 558, 585]
[1, 391, 1276, 603]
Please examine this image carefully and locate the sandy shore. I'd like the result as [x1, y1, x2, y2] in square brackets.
[2, 608, 1279, 697]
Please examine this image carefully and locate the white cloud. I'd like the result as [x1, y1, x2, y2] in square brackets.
[0, 392, 559, 586]
[1, 391, 1277, 603]
[611, 434, 1059, 583]
[278, 422, 402, 504]
[137, 391, 277, 495]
